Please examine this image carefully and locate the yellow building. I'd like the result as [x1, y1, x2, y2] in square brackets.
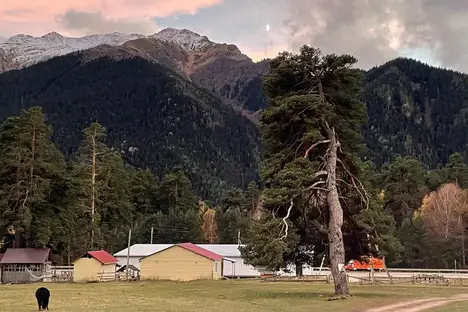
[73, 250, 118, 282]
[140, 242, 223, 281]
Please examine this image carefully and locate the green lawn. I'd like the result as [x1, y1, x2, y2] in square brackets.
[0, 280, 466, 311]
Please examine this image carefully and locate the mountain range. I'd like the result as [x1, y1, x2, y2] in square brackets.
[0, 28, 268, 114]
[1, 28, 468, 198]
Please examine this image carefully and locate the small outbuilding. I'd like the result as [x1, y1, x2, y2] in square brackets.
[73, 250, 118, 282]
[139, 242, 223, 281]
[0, 248, 51, 284]
[116, 264, 140, 280]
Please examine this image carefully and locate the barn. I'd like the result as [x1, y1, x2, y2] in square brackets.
[114, 244, 172, 269]
[0, 248, 51, 284]
[73, 250, 118, 282]
[114, 244, 314, 277]
[139, 243, 223, 281]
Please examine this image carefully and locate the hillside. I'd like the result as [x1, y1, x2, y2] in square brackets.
[0, 52, 261, 199]
[363, 58, 468, 168]
[3, 26, 468, 171]
[0, 29, 268, 113]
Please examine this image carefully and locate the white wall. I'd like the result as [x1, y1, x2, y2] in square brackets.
[223, 257, 260, 277]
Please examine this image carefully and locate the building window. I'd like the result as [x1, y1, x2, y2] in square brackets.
[215, 263, 218, 272]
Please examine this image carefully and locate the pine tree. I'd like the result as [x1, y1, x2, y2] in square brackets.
[441, 153, 468, 188]
[127, 167, 158, 227]
[243, 181, 260, 216]
[157, 167, 198, 213]
[0, 107, 66, 248]
[241, 46, 378, 297]
[67, 122, 132, 251]
[380, 156, 428, 225]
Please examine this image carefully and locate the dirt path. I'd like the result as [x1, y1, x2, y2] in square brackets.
[365, 294, 468, 312]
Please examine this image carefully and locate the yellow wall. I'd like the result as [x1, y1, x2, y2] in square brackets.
[73, 258, 116, 282]
[140, 246, 222, 281]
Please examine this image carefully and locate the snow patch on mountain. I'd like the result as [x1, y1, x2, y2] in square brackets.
[151, 28, 216, 52]
[0, 32, 145, 68]
[0, 28, 245, 72]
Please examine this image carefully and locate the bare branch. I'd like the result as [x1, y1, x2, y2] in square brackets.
[280, 198, 294, 240]
[305, 180, 328, 192]
[336, 158, 370, 210]
[304, 140, 331, 159]
[314, 170, 328, 180]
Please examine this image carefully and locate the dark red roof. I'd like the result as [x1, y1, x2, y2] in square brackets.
[0, 248, 50, 264]
[87, 250, 118, 264]
[177, 243, 223, 261]
[0, 254, 4, 262]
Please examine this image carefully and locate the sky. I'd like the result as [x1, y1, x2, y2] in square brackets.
[1, 0, 468, 71]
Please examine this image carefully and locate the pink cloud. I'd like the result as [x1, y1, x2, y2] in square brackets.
[0, 0, 222, 36]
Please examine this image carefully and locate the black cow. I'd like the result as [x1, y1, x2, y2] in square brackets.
[35, 287, 50, 311]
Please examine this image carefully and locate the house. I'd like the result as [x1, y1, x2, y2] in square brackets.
[139, 243, 223, 281]
[197, 244, 260, 277]
[0, 248, 51, 284]
[114, 244, 314, 278]
[73, 250, 118, 282]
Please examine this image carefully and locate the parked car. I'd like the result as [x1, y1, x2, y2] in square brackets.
[344, 256, 386, 271]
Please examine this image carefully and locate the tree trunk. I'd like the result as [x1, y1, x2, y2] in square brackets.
[460, 216, 466, 267]
[90, 131, 96, 248]
[326, 127, 350, 296]
[295, 259, 303, 277]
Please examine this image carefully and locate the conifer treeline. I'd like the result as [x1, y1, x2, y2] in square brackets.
[0, 107, 259, 264]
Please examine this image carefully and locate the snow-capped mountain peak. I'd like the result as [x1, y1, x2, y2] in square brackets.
[0, 31, 146, 68]
[152, 28, 215, 52]
[41, 31, 63, 40]
[0, 28, 245, 72]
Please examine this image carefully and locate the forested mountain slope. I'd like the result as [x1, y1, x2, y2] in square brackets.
[0, 52, 260, 199]
[363, 58, 468, 167]
[230, 56, 468, 169]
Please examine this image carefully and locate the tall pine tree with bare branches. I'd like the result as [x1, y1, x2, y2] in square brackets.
[241, 46, 399, 297]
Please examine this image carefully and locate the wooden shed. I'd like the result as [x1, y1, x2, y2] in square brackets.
[73, 250, 118, 282]
[139, 242, 223, 281]
[0, 248, 51, 284]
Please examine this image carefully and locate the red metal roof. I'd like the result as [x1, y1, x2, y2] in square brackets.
[87, 250, 118, 264]
[0, 248, 50, 264]
[177, 243, 223, 261]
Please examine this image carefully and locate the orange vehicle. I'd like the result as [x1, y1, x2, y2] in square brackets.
[344, 256, 386, 271]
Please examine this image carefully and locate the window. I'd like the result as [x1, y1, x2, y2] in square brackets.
[214, 263, 218, 273]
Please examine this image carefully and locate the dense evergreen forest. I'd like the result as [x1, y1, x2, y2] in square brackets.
[0, 54, 260, 200]
[2, 47, 468, 270]
[363, 58, 468, 167]
[238, 57, 468, 169]
[0, 107, 259, 264]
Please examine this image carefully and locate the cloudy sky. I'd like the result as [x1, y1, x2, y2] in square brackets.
[1, 0, 468, 71]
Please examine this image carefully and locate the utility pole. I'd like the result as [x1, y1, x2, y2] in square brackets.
[150, 227, 154, 244]
[125, 229, 131, 280]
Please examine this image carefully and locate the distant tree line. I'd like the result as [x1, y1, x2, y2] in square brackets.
[0, 107, 260, 265]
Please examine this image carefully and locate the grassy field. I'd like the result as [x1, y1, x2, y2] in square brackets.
[0, 280, 467, 312]
[430, 301, 468, 312]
